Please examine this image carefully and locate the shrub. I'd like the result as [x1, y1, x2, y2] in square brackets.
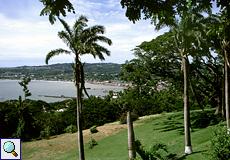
[191, 111, 223, 128]
[204, 124, 230, 160]
[40, 126, 54, 139]
[87, 139, 98, 149]
[90, 125, 98, 134]
[82, 96, 122, 129]
[62, 97, 122, 130]
[135, 140, 170, 160]
[65, 124, 77, 133]
[119, 112, 127, 124]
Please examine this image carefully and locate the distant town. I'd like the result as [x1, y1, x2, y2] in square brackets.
[0, 63, 133, 88]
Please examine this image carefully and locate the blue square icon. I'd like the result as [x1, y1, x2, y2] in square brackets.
[0, 138, 21, 160]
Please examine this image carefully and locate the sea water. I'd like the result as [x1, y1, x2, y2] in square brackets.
[0, 80, 124, 102]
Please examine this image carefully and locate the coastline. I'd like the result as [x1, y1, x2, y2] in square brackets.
[0, 79, 127, 88]
[0, 79, 125, 103]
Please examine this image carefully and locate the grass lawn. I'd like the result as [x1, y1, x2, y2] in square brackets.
[21, 109, 221, 160]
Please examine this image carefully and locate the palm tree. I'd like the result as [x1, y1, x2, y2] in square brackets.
[45, 15, 112, 160]
[176, 11, 209, 155]
[158, 3, 209, 154]
[208, 9, 230, 128]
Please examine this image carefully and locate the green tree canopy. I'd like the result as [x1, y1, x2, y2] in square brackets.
[40, 0, 75, 24]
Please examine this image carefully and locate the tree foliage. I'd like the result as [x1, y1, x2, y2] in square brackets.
[18, 78, 32, 99]
[120, 0, 230, 27]
[40, 0, 75, 24]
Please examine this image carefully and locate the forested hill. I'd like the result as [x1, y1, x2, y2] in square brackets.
[0, 63, 122, 82]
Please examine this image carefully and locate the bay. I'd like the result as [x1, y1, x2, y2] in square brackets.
[0, 80, 124, 102]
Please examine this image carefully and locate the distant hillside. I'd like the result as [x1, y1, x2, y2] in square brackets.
[0, 63, 122, 82]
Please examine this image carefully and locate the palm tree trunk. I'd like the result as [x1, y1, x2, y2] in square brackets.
[225, 50, 229, 128]
[222, 63, 226, 118]
[127, 111, 136, 159]
[75, 60, 85, 160]
[77, 85, 85, 160]
[183, 55, 192, 154]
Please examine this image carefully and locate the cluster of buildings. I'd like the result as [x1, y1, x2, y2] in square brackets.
[88, 81, 131, 87]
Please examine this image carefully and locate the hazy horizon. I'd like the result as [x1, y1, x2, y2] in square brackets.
[0, 61, 123, 68]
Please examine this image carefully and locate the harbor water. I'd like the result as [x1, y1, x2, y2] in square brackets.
[0, 80, 124, 102]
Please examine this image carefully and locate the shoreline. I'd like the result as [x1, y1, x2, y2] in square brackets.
[0, 79, 125, 103]
[0, 79, 127, 88]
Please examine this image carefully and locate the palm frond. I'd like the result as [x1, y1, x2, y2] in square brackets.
[46, 15, 112, 64]
[82, 43, 111, 60]
[93, 44, 111, 59]
[73, 15, 88, 36]
[72, 16, 89, 45]
[45, 49, 71, 64]
[90, 25, 105, 34]
[73, 15, 88, 29]
[86, 36, 112, 46]
[80, 25, 112, 45]
[58, 18, 73, 37]
[58, 31, 75, 50]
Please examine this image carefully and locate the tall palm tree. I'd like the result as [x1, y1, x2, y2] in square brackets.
[158, 3, 209, 154]
[208, 9, 230, 128]
[45, 15, 112, 160]
[176, 11, 209, 155]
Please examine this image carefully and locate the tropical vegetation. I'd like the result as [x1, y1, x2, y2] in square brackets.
[1, 0, 230, 159]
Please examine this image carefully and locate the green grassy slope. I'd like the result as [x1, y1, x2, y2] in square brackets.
[21, 110, 220, 160]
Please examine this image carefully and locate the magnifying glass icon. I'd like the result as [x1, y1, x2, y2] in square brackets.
[3, 141, 18, 157]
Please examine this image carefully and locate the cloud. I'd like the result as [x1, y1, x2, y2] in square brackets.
[0, 12, 64, 59]
[0, 0, 167, 67]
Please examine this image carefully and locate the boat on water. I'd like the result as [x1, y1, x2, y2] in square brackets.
[103, 90, 109, 93]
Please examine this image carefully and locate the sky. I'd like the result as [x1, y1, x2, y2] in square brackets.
[0, 0, 169, 68]
[0, 0, 220, 68]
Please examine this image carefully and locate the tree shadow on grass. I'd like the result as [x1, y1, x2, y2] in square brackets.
[190, 111, 223, 129]
[152, 114, 185, 135]
[156, 121, 184, 134]
[174, 150, 207, 160]
[153, 110, 224, 135]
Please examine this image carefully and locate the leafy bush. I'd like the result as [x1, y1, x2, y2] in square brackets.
[65, 124, 77, 133]
[119, 112, 127, 124]
[40, 125, 54, 139]
[87, 139, 98, 149]
[90, 125, 98, 134]
[135, 140, 170, 160]
[1, 97, 122, 140]
[0, 101, 19, 138]
[119, 111, 139, 124]
[204, 124, 230, 160]
[62, 97, 122, 130]
[82, 96, 122, 128]
[190, 111, 223, 128]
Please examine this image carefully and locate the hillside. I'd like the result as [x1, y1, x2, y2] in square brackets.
[0, 63, 122, 82]
[21, 110, 220, 160]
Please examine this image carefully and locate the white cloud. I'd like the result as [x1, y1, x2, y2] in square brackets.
[107, 24, 131, 31]
[0, 0, 167, 67]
